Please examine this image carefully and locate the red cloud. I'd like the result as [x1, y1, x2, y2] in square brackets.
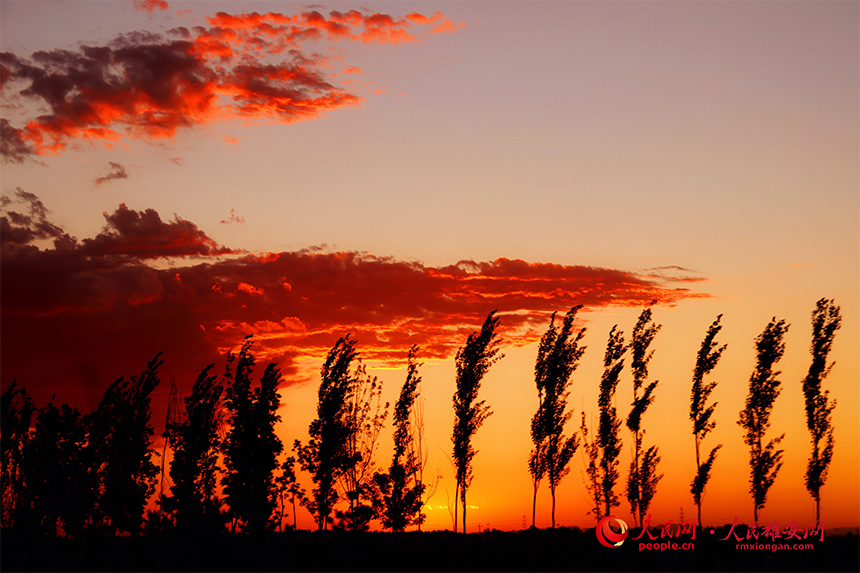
[133, 0, 169, 13]
[0, 8, 463, 161]
[1, 194, 237, 317]
[1, 195, 709, 413]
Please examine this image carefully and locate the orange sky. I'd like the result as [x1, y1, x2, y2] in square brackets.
[1, 0, 857, 533]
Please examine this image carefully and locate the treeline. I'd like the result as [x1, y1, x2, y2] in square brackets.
[0, 298, 842, 537]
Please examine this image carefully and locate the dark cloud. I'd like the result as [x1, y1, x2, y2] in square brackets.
[1, 195, 709, 412]
[94, 161, 128, 186]
[1, 195, 238, 316]
[0, 119, 34, 163]
[219, 209, 245, 225]
[0, 8, 463, 161]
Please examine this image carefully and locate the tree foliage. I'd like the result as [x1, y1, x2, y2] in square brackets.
[1, 381, 34, 529]
[626, 308, 662, 527]
[222, 336, 284, 533]
[531, 307, 584, 528]
[452, 310, 503, 533]
[88, 353, 163, 536]
[296, 335, 359, 531]
[738, 317, 789, 522]
[165, 363, 225, 534]
[336, 362, 388, 531]
[580, 413, 602, 524]
[802, 298, 841, 522]
[376, 345, 426, 532]
[690, 315, 726, 530]
[23, 402, 90, 537]
[598, 326, 625, 518]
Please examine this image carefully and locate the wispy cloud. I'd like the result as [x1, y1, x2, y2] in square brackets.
[0, 8, 464, 162]
[219, 209, 245, 225]
[94, 162, 129, 186]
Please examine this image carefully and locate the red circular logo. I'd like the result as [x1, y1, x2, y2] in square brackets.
[596, 516, 628, 548]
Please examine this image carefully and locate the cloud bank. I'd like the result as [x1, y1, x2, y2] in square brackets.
[1, 193, 709, 407]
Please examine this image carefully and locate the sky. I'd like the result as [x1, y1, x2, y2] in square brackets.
[1, 0, 858, 533]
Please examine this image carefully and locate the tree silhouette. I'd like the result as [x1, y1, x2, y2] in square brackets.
[738, 317, 789, 522]
[626, 308, 662, 528]
[22, 401, 90, 537]
[376, 345, 426, 532]
[452, 310, 503, 533]
[690, 315, 726, 532]
[598, 326, 625, 518]
[336, 362, 387, 531]
[275, 456, 305, 531]
[531, 307, 584, 528]
[165, 363, 225, 534]
[88, 353, 163, 535]
[222, 336, 284, 533]
[296, 335, 359, 531]
[1, 381, 34, 529]
[580, 413, 602, 525]
[802, 298, 841, 522]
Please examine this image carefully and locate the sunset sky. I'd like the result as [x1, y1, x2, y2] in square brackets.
[1, 1, 857, 533]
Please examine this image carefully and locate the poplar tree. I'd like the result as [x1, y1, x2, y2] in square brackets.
[738, 318, 788, 522]
[89, 353, 163, 535]
[222, 336, 284, 533]
[690, 315, 726, 532]
[452, 310, 503, 533]
[336, 363, 387, 531]
[295, 335, 359, 531]
[376, 345, 425, 531]
[531, 306, 585, 528]
[626, 308, 662, 528]
[1, 381, 34, 528]
[580, 413, 602, 525]
[598, 326, 625, 518]
[802, 298, 841, 522]
[165, 363, 225, 533]
[23, 401, 90, 537]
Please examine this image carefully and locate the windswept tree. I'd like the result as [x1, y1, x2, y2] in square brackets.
[88, 353, 163, 536]
[739, 318, 789, 522]
[598, 326, 625, 519]
[296, 335, 359, 531]
[802, 299, 841, 522]
[275, 456, 305, 531]
[222, 336, 284, 533]
[690, 315, 726, 532]
[376, 345, 426, 532]
[626, 308, 663, 528]
[580, 413, 602, 525]
[1, 381, 34, 528]
[452, 310, 503, 533]
[531, 306, 585, 528]
[336, 362, 388, 531]
[165, 363, 225, 534]
[22, 401, 90, 537]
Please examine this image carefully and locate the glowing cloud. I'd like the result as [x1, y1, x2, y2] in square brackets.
[1, 194, 709, 402]
[0, 8, 464, 161]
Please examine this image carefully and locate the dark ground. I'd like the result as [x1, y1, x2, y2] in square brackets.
[2, 527, 858, 572]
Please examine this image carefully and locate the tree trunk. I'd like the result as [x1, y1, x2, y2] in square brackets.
[551, 487, 556, 528]
[695, 434, 701, 532]
[532, 482, 538, 527]
[453, 481, 458, 533]
[462, 492, 467, 534]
